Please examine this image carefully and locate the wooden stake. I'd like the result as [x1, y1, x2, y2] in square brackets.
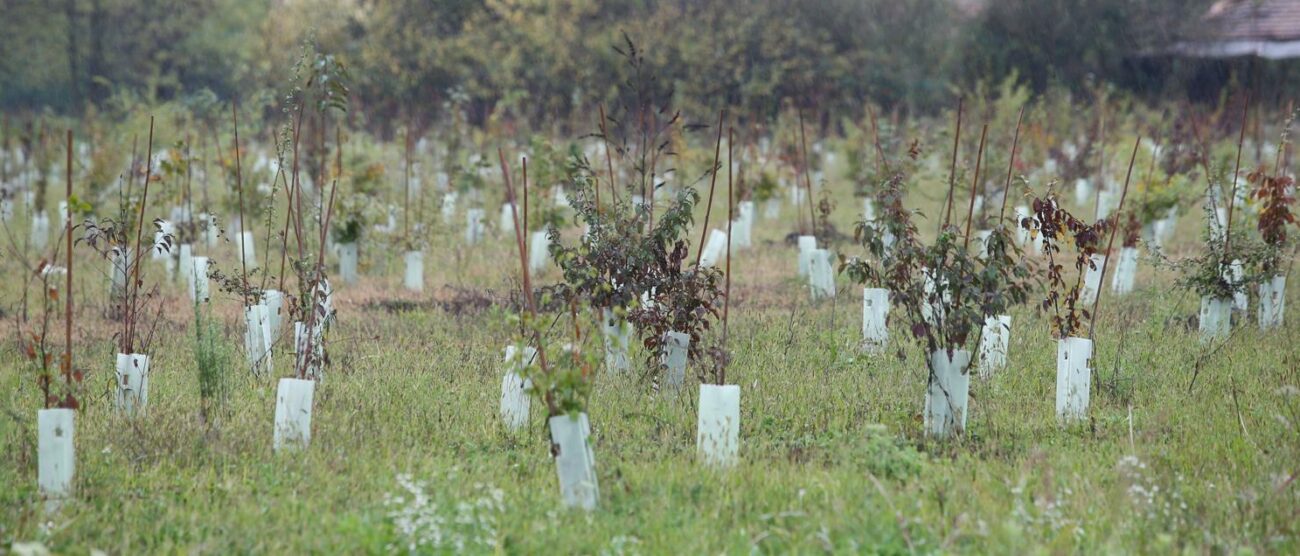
[64, 129, 73, 387]
[997, 106, 1025, 223]
[721, 126, 734, 386]
[798, 108, 816, 236]
[499, 149, 555, 414]
[942, 97, 964, 233]
[867, 104, 888, 175]
[1225, 92, 1250, 259]
[963, 124, 989, 248]
[232, 103, 249, 306]
[697, 110, 725, 267]
[1088, 136, 1141, 340]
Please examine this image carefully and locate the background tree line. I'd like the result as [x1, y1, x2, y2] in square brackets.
[2, 0, 1292, 130]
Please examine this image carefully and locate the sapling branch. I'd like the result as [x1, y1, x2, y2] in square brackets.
[868, 104, 888, 175]
[125, 116, 154, 355]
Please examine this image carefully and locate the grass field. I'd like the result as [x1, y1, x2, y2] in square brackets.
[2, 177, 1298, 555]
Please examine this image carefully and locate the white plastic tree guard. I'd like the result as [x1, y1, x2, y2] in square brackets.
[920, 268, 950, 327]
[202, 213, 220, 247]
[697, 383, 740, 467]
[1225, 260, 1247, 313]
[178, 244, 193, 287]
[189, 256, 210, 302]
[699, 229, 728, 268]
[1080, 253, 1105, 307]
[499, 345, 536, 431]
[1014, 205, 1031, 246]
[549, 412, 598, 510]
[528, 230, 550, 272]
[808, 249, 836, 300]
[244, 305, 274, 376]
[499, 203, 516, 236]
[114, 353, 150, 416]
[862, 198, 877, 222]
[293, 321, 325, 381]
[151, 224, 172, 262]
[1111, 247, 1138, 295]
[338, 242, 359, 284]
[273, 378, 315, 451]
[1055, 336, 1092, 422]
[403, 250, 424, 292]
[661, 331, 690, 391]
[1259, 275, 1286, 330]
[796, 235, 816, 277]
[262, 289, 285, 341]
[601, 309, 631, 374]
[38, 408, 75, 497]
[110, 246, 131, 301]
[1200, 296, 1232, 342]
[733, 201, 755, 249]
[441, 191, 458, 224]
[1095, 189, 1118, 221]
[977, 315, 1011, 378]
[239, 231, 258, 270]
[465, 208, 486, 245]
[924, 349, 970, 438]
[861, 287, 889, 354]
[763, 198, 781, 220]
[975, 230, 993, 259]
[553, 187, 571, 208]
[31, 212, 49, 250]
[791, 186, 807, 207]
[1073, 179, 1093, 207]
[1209, 206, 1228, 245]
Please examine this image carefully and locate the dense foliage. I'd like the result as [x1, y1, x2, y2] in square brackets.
[2, 0, 1258, 126]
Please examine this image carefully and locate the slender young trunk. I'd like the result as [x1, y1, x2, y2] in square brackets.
[126, 117, 154, 354]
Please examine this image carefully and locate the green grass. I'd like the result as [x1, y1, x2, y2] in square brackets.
[2, 252, 1298, 553]
[2, 147, 1299, 553]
